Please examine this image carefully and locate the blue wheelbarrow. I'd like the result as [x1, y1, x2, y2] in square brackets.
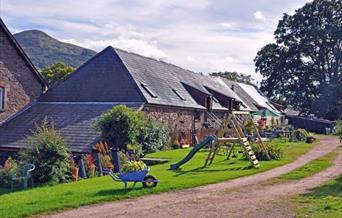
[108, 168, 159, 190]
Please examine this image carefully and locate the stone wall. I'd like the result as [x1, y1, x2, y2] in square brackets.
[143, 105, 234, 145]
[144, 105, 205, 132]
[0, 27, 44, 122]
[144, 105, 206, 145]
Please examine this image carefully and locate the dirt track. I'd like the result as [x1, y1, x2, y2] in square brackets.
[43, 136, 341, 218]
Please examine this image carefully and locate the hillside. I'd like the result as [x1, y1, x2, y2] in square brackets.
[14, 30, 96, 69]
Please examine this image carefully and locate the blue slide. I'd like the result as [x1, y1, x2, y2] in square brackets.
[170, 135, 216, 170]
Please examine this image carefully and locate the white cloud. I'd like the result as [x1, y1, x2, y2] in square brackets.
[2, 0, 312, 82]
[224, 56, 235, 63]
[187, 56, 196, 62]
[254, 11, 266, 22]
[220, 22, 236, 29]
[112, 39, 168, 60]
[62, 38, 168, 60]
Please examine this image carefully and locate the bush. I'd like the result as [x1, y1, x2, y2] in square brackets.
[121, 160, 147, 173]
[335, 120, 342, 142]
[96, 105, 142, 151]
[96, 105, 169, 155]
[19, 119, 71, 184]
[0, 157, 18, 188]
[252, 142, 283, 160]
[138, 118, 169, 154]
[290, 128, 309, 142]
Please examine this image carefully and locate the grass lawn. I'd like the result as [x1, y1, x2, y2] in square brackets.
[295, 175, 342, 217]
[0, 139, 313, 218]
[264, 150, 338, 185]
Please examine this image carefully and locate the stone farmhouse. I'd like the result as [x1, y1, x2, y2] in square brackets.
[0, 46, 249, 157]
[0, 18, 47, 124]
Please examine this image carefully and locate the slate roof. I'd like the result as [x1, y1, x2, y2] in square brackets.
[115, 48, 241, 110]
[222, 79, 259, 111]
[0, 17, 47, 88]
[237, 82, 281, 114]
[39, 47, 145, 103]
[40, 46, 242, 110]
[0, 102, 143, 152]
[115, 48, 207, 109]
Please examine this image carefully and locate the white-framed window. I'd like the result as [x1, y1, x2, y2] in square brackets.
[172, 89, 186, 101]
[141, 83, 157, 98]
[0, 87, 4, 111]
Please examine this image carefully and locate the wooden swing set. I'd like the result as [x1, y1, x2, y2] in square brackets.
[204, 111, 270, 168]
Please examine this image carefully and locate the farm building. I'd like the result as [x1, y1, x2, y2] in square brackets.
[0, 18, 47, 124]
[0, 46, 249, 159]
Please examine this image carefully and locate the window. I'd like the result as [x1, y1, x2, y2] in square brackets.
[172, 89, 186, 101]
[141, 83, 157, 98]
[212, 97, 219, 103]
[0, 87, 4, 111]
[241, 102, 247, 108]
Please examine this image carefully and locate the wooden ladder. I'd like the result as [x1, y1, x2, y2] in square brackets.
[231, 112, 260, 168]
[204, 139, 220, 167]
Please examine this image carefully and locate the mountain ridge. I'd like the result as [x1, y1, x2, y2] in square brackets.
[14, 30, 97, 69]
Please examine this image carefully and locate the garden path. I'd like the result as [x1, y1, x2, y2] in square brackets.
[44, 135, 341, 218]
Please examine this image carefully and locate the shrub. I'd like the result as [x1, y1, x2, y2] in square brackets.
[335, 120, 342, 142]
[289, 128, 309, 142]
[0, 157, 18, 187]
[96, 105, 142, 151]
[96, 105, 169, 156]
[19, 119, 71, 184]
[252, 142, 283, 160]
[121, 160, 147, 173]
[138, 118, 169, 154]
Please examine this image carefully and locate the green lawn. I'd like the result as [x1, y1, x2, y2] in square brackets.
[295, 175, 342, 217]
[264, 151, 337, 185]
[0, 140, 313, 218]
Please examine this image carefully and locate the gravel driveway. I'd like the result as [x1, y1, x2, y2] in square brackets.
[43, 135, 341, 218]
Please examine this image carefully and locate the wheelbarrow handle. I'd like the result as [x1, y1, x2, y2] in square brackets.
[108, 172, 121, 182]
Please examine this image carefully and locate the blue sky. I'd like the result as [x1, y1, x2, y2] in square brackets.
[0, 0, 310, 81]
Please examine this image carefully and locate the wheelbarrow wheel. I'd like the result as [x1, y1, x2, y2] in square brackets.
[142, 175, 157, 188]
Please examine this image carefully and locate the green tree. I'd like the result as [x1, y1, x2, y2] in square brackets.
[40, 62, 75, 86]
[20, 118, 71, 184]
[312, 83, 342, 120]
[254, 0, 342, 118]
[211, 71, 255, 85]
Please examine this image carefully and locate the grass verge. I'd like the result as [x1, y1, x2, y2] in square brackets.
[295, 174, 342, 217]
[0, 139, 313, 218]
[263, 150, 338, 185]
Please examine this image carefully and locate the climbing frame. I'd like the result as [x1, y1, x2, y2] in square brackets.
[204, 111, 270, 168]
